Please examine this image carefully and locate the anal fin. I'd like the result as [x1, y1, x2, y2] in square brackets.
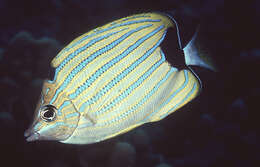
[148, 69, 200, 122]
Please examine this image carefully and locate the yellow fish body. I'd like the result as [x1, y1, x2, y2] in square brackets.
[25, 13, 205, 144]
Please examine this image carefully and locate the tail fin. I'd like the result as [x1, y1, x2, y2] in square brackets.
[183, 26, 216, 71]
[164, 11, 216, 71]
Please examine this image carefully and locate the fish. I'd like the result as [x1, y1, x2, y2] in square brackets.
[24, 12, 213, 144]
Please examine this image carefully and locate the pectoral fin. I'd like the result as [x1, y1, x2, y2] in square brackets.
[147, 69, 200, 122]
[83, 110, 97, 125]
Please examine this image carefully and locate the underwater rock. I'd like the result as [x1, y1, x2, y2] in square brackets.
[78, 143, 113, 167]
[126, 128, 150, 151]
[228, 98, 248, 125]
[167, 140, 227, 167]
[200, 113, 216, 127]
[9, 31, 36, 46]
[144, 124, 165, 143]
[215, 121, 240, 138]
[139, 152, 163, 167]
[0, 77, 19, 88]
[0, 111, 15, 127]
[230, 98, 247, 112]
[6, 31, 61, 79]
[0, 111, 16, 144]
[109, 142, 136, 167]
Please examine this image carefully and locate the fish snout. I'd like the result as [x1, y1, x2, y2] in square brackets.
[24, 128, 40, 142]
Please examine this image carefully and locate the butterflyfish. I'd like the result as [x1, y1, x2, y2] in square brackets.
[24, 12, 212, 144]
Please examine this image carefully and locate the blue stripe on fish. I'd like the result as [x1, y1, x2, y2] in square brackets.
[53, 28, 128, 81]
[110, 15, 152, 26]
[57, 101, 71, 116]
[45, 88, 50, 95]
[33, 122, 42, 131]
[111, 19, 160, 29]
[143, 70, 189, 122]
[65, 112, 80, 119]
[160, 82, 197, 119]
[69, 25, 164, 101]
[50, 24, 153, 104]
[121, 15, 151, 22]
[95, 49, 166, 117]
[160, 70, 189, 107]
[77, 25, 165, 113]
[83, 40, 164, 103]
[58, 19, 161, 55]
[103, 66, 176, 125]
[45, 122, 77, 130]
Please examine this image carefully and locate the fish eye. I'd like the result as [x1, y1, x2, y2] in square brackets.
[40, 105, 57, 122]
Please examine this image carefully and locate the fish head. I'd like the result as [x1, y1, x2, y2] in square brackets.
[24, 80, 80, 142]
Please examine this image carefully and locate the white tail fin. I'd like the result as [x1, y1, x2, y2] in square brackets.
[164, 12, 216, 71]
[183, 27, 216, 71]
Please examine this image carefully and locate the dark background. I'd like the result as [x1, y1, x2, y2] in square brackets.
[0, 0, 259, 167]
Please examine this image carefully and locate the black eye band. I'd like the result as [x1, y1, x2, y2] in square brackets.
[40, 105, 57, 122]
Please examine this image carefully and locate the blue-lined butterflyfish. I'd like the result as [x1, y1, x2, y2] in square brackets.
[24, 12, 213, 144]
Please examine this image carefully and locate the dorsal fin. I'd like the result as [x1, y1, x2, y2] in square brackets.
[50, 12, 174, 68]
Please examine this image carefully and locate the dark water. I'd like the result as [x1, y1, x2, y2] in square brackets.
[0, 0, 259, 167]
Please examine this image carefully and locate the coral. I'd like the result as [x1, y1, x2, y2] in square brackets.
[78, 143, 114, 167]
[109, 142, 136, 167]
[6, 31, 61, 78]
[126, 128, 150, 151]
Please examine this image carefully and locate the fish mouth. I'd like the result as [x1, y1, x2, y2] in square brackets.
[24, 129, 40, 142]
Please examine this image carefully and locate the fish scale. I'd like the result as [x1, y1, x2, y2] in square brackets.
[50, 24, 153, 105]
[71, 24, 163, 108]
[95, 37, 166, 117]
[76, 25, 165, 109]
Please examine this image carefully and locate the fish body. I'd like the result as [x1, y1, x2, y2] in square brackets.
[25, 12, 208, 144]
